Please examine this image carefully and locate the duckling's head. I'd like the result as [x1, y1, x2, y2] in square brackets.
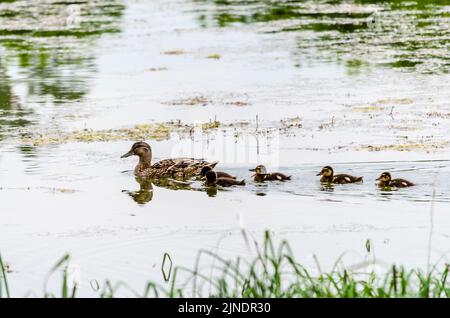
[317, 166, 333, 177]
[121, 142, 152, 161]
[249, 165, 267, 175]
[201, 166, 213, 177]
[205, 170, 217, 183]
[376, 172, 391, 182]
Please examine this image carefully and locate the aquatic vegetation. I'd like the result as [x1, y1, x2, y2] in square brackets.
[361, 141, 449, 152]
[350, 98, 413, 114]
[43, 187, 77, 194]
[24, 123, 173, 145]
[352, 106, 384, 113]
[165, 96, 212, 106]
[21, 115, 311, 146]
[388, 125, 421, 131]
[206, 53, 221, 59]
[202, 120, 221, 130]
[162, 50, 186, 55]
[224, 100, 249, 107]
[426, 112, 450, 119]
[318, 117, 335, 130]
[148, 67, 169, 72]
[376, 98, 414, 105]
[165, 94, 250, 107]
[2, 231, 450, 298]
[279, 116, 302, 129]
[22, 120, 226, 145]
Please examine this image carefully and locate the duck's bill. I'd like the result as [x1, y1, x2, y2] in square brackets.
[121, 150, 133, 158]
[375, 177, 381, 181]
[316, 172, 323, 176]
[249, 168, 256, 172]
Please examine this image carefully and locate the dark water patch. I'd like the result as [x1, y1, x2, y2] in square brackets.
[192, 0, 450, 73]
[0, 0, 125, 139]
[386, 60, 424, 68]
[0, 9, 20, 17]
[0, 28, 120, 37]
[0, 61, 34, 137]
[281, 21, 368, 33]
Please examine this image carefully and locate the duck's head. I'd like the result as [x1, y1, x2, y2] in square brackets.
[121, 142, 152, 161]
[317, 166, 333, 177]
[376, 172, 391, 182]
[201, 166, 213, 177]
[249, 165, 267, 175]
[205, 170, 217, 183]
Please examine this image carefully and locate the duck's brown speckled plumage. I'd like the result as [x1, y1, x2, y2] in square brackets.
[122, 142, 218, 180]
[317, 166, 363, 184]
[377, 172, 414, 188]
[144, 157, 217, 179]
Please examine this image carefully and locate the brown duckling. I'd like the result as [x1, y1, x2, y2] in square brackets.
[376, 172, 414, 188]
[121, 141, 218, 179]
[200, 166, 236, 179]
[317, 166, 363, 184]
[249, 165, 291, 182]
[205, 171, 245, 187]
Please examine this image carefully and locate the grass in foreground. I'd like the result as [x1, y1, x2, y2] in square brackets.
[1, 231, 449, 298]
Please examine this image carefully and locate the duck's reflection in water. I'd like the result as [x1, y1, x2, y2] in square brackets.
[124, 177, 213, 205]
[123, 177, 154, 205]
[253, 183, 268, 197]
[151, 178, 194, 191]
[378, 187, 395, 200]
[205, 186, 218, 197]
[320, 183, 334, 192]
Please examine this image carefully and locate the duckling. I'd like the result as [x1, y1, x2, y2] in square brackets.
[205, 171, 245, 187]
[121, 141, 218, 179]
[317, 166, 363, 184]
[200, 166, 236, 179]
[249, 165, 291, 182]
[376, 172, 414, 188]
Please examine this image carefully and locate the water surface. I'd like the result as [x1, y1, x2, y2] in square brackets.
[1, 0, 450, 297]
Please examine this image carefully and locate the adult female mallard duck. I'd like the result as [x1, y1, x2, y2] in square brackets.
[249, 165, 291, 182]
[121, 141, 218, 179]
[376, 172, 414, 188]
[205, 171, 245, 187]
[317, 166, 363, 184]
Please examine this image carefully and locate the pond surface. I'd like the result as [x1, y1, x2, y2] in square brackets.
[1, 0, 450, 296]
